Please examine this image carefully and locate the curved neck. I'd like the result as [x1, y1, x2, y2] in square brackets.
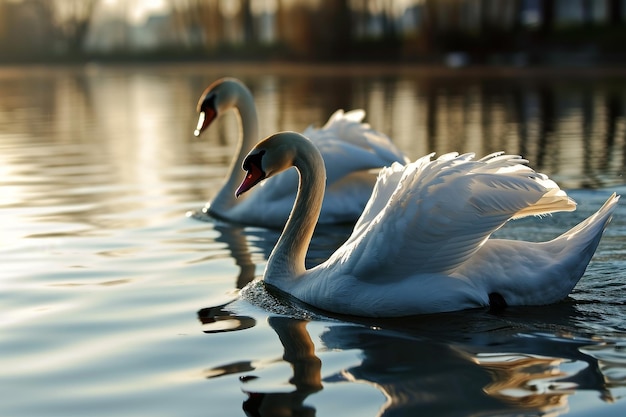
[211, 85, 259, 214]
[266, 140, 326, 281]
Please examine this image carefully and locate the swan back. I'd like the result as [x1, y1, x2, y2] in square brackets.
[303, 109, 409, 182]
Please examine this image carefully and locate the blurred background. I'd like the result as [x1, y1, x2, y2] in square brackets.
[1, 0, 625, 66]
[1, 4, 626, 417]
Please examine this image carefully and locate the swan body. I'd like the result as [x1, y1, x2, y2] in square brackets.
[194, 78, 408, 228]
[237, 132, 619, 317]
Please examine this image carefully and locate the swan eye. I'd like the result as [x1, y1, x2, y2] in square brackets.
[243, 150, 266, 171]
[200, 93, 216, 113]
[237, 150, 267, 197]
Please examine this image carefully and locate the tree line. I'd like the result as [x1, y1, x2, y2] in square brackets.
[0, 0, 624, 64]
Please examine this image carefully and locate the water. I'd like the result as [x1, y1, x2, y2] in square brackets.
[1, 63, 625, 417]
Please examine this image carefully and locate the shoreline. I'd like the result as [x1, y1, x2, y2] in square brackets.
[0, 60, 624, 79]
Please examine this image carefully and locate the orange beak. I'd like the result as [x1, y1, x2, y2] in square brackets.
[236, 163, 265, 197]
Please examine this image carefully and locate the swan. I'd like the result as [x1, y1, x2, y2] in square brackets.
[236, 131, 619, 317]
[194, 77, 408, 228]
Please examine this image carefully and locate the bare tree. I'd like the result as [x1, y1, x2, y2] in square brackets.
[168, 0, 224, 50]
[29, 0, 97, 55]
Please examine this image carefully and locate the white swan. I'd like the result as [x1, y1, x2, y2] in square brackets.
[194, 78, 408, 228]
[236, 131, 619, 317]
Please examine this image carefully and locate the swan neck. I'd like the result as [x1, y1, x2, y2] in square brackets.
[211, 85, 259, 214]
[266, 141, 326, 280]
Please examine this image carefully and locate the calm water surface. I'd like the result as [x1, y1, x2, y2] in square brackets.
[1, 64, 626, 417]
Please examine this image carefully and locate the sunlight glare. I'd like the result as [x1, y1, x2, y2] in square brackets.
[129, 0, 169, 25]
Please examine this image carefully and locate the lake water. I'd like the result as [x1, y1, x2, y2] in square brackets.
[1, 63, 626, 417]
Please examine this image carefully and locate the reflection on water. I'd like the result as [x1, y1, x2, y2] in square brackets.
[1, 67, 623, 209]
[241, 317, 323, 417]
[205, 300, 626, 417]
[1, 64, 625, 417]
[198, 303, 256, 334]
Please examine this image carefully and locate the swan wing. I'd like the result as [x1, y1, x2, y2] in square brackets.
[330, 153, 570, 281]
[345, 158, 423, 244]
[303, 110, 409, 184]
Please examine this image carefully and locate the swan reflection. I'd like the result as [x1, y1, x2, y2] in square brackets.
[241, 317, 323, 417]
[211, 223, 272, 290]
[204, 301, 626, 416]
[197, 303, 256, 334]
[190, 213, 352, 271]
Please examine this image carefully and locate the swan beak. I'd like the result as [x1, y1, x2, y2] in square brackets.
[236, 163, 265, 198]
[194, 108, 217, 137]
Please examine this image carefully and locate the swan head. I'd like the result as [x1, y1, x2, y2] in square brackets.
[235, 132, 302, 197]
[194, 78, 246, 137]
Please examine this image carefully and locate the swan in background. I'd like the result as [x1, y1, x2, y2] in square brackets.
[194, 77, 408, 228]
[236, 131, 619, 317]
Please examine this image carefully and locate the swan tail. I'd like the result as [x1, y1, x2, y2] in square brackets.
[556, 193, 618, 243]
[538, 193, 619, 300]
[543, 193, 619, 288]
[472, 193, 618, 307]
